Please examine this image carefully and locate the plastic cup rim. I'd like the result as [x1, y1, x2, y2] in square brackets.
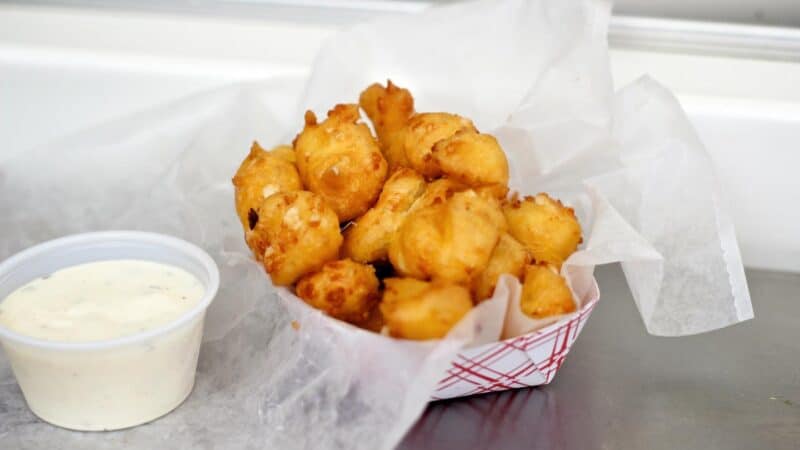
[0, 230, 220, 351]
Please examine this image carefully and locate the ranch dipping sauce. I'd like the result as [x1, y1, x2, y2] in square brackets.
[0, 260, 205, 342]
[0, 255, 213, 431]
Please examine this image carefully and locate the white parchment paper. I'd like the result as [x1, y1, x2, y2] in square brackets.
[0, 0, 752, 449]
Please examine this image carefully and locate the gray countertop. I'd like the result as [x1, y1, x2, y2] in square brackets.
[1, 265, 796, 449]
[400, 264, 800, 450]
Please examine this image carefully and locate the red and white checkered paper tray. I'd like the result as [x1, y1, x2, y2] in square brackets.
[433, 281, 599, 400]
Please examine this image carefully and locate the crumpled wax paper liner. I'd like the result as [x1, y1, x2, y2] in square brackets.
[0, 0, 752, 449]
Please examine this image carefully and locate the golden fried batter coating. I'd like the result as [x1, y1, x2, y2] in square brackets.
[457, 187, 507, 233]
[246, 191, 342, 286]
[232, 141, 303, 232]
[472, 233, 531, 302]
[520, 263, 576, 318]
[295, 259, 380, 324]
[269, 145, 297, 164]
[408, 178, 465, 212]
[359, 80, 415, 170]
[342, 168, 426, 263]
[431, 129, 509, 198]
[503, 193, 582, 267]
[380, 278, 473, 340]
[294, 104, 388, 221]
[403, 113, 476, 178]
[389, 189, 505, 283]
[360, 303, 386, 333]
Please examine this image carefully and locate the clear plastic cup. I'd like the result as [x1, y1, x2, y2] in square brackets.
[0, 231, 220, 431]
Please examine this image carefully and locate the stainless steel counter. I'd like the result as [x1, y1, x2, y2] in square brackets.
[400, 264, 800, 450]
[0, 264, 796, 449]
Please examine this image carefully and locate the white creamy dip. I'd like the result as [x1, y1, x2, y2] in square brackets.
[0, 260, 204, 342]
[0, 259, 210, 430]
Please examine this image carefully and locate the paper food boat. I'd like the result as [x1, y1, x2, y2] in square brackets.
[433, 284, 599, 400]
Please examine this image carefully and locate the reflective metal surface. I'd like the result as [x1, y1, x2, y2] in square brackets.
[401, 264, 800, 450]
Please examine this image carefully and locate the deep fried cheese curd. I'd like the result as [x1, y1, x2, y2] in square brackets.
[431, 128, 509, 198]
[389, 190, 505, 283]
[360, 303, 386, 333]
[520, 263, 577, 318]
[268, 145, 297, 163]
[472, 233, 531, 302]
[246, 191, 342, 286]
[343, 175, 469, 264]
[380, 278, 473, 340]
[408, 178, 465, 212]
[232, 141, 303, 232]
[294, 104, 389, 221]
[359, 80, 415, 170]
[295, 259, 380, 324]
[503, 193, 582, 267]
[342, 168, 426, 263]
[403, 113, 476, 178]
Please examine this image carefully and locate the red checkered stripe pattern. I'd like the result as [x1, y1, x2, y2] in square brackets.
[432, 297, 599, 400]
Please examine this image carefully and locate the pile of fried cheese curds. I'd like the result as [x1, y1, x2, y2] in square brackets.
[233, 81, 582, 340]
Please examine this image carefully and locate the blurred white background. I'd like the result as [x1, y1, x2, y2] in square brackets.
[4, 0, 800, 27]
[1, 0, 799, 272]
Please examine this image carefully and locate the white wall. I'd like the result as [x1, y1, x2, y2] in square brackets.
[1, 3, 799, 272]
[11, 1, 800, 27]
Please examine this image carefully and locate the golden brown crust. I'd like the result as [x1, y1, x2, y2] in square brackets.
[295, 259, 380, 324]
[359, 80, 415, 170]
[388, 189, 505, 283]
[268, 145, 297, 164]
[294, 104, 389, 221]
[408, 178, 466, 211]
[342, 168, 427, 263]
[232, 141, 303, 232]
[503, 193, 582, 268]
[403, 113, 475, 178]
[380, 278, 473, 340]
[359, 302, 386, 333]
[472, 233, 531, 302]
[246, 191, 342, 286]
[431, 129, 509, 196]
[519, 263, 576, 318]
